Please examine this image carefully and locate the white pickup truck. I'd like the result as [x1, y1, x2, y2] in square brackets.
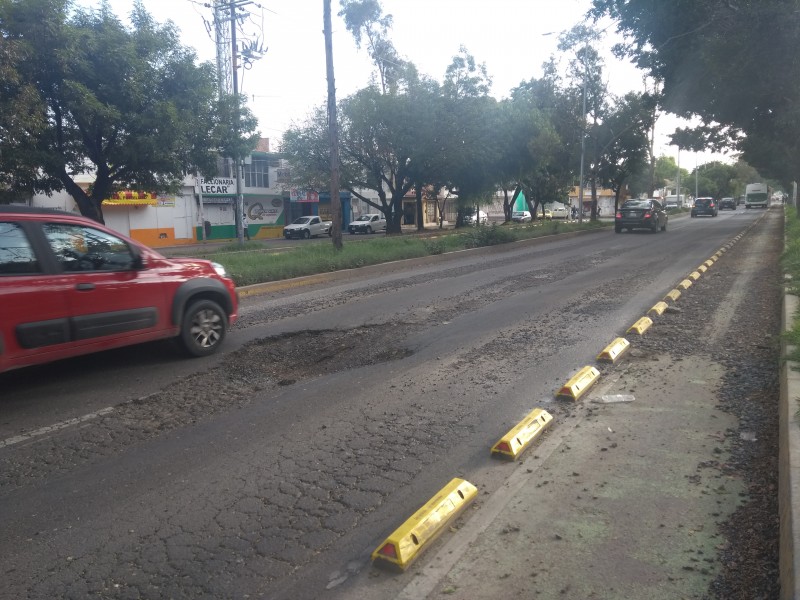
[348, 214, 387, 234]
[283, 216, 332, 239]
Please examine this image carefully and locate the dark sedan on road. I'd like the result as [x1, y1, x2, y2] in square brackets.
[719, 197, 736, 210]
[615, 199, 668, 233]
[692, 197, 719, 217]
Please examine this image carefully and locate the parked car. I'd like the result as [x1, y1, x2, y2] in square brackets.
[719, 197, 736, 210]
[283, 216, 333, 239]
[615, 199, 668, 233]
[511, 210, 532, 223]
[348, 213, 387, 234]
[548, 205, 569, 219]
[0, 206, 239, 374]
[691, 197, 718, 217]
[463, 210, 488, 225]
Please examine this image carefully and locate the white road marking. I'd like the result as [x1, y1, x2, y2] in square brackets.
[0, 407, 114, 449]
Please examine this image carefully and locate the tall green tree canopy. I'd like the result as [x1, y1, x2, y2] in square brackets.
[591, 0, 800, 183]
[0, 0, 257, 222]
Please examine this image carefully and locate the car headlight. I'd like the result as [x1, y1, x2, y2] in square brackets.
[211, 262, 228, 277]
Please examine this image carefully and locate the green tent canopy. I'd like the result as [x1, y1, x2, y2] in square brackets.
[514, 191, 528, 212]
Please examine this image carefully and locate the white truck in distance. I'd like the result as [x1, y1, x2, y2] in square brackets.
[348, 214, 387, 234]
[283, 216, 332, 239]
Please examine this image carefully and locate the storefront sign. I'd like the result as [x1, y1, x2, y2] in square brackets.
[198, 177, 236, 195]
[290, 189, 319, 203]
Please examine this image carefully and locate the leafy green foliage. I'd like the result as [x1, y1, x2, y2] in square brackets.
[0, 0, 258, 221]
[591, 0, 800, 183]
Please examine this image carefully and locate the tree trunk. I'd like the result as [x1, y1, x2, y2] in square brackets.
[387, 193, 403, 234]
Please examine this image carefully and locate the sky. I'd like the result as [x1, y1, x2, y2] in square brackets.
[79, 0, 729, 169]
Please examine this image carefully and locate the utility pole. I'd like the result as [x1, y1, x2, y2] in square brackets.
[323, 0, 342, 250]
[578, 47, 587, 223]
[230, 0, 245, 245]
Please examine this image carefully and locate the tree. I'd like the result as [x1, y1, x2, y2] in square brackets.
[0, 0, 257, 222]
[558, 25, 608, 219]
[490, 70, 580, 224]
[282, 88, 419, 234]
[595, 92, 655, 210]
[437, 48, 499, 226]
[591, 0, 800, 183]
[338, 0, 415, 95]
[690, 161, 737, 198]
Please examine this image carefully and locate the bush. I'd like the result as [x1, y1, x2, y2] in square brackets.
[463, 224, 517, 248]
[424, 240, 446, 255]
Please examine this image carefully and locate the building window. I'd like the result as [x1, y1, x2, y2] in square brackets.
[244, 159, 269, 188]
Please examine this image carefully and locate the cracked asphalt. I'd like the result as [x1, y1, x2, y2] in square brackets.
[0, 209, 779, 599]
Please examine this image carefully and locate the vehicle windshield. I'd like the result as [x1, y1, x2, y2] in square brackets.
[696, 198, 712, 206]
[512, 211, 527, 216]
[355, 215, 373, 221]
[622, 201, 650, 209]
[292, 217, 311, 224]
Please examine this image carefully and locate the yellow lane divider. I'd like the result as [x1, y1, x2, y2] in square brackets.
[664, 289, 681, 303]
[648, 301, 669, 317]
[597, 337, 630, 363]
[627, 316, 653, 336]
[556, 366, 600, 401]
[490, 408, 553, 460]
[678, 279, 693, 290]
[371, 478, 478, 571]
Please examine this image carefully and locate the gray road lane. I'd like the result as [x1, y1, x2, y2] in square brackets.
[0, 209, 764, 599]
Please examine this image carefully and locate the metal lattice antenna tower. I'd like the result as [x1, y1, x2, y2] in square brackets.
[213, 0, 233, 96]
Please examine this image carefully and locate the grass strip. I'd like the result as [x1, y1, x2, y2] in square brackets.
[206, 220, 607, 287]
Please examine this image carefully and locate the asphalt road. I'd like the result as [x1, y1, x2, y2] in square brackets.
[0, 208, 770, 599]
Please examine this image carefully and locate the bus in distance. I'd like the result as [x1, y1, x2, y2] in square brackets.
[745, 183, 769, 209]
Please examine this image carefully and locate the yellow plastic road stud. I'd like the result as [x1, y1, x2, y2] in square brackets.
[596, 337, 631, 363]
[664, 289, 681, 303]
[648, 301, 669, 317]
[705, 259, 715, 267]
[627, 316, 653, 336]
[678, 279, 693, 290]
[491, 408, 554, 460]
[689, 271, 702, 281]
[371, 478, 478, 571]
[556, 366, 600, 401]
[697, 264, 708, 273]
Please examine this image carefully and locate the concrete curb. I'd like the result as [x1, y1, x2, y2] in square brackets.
[780, 291, 800, 599]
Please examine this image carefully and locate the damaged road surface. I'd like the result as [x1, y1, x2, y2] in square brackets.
[0, 209, 780, 599]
